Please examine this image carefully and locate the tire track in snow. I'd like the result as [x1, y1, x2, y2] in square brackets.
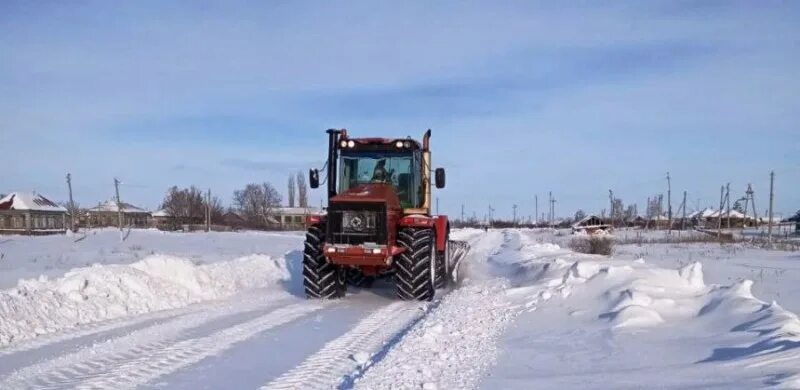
[0, 300, 204, 357]
[354, 230, 524, 389]
[261, 301, 426, 390]
[54, 302, 325, 390]
[0, 297, 310, 389]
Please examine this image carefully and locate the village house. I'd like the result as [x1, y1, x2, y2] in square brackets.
[572, 215, 611, 234]
[0, 192, 67, 235]
[269, 207, 324, 230]
[83, 200, 152, 228]
[150, 209, 174, 230]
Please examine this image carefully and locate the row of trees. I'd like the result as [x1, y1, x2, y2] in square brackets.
[160, 172, 311, 229]
[287, 171, 309, 208]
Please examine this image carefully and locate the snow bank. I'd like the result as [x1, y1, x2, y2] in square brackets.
[504, 236, 800, 387]
[0, 254, 290, 347]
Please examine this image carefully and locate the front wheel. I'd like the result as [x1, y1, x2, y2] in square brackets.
[394, 227, 435, 301]
[302, 225, 346, 299]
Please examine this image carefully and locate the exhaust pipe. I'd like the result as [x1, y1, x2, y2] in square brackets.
[325, 129, 343, 201]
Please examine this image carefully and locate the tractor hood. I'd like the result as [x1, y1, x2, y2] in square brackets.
[330, 183, 401, 209]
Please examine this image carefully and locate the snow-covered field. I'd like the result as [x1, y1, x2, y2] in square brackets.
[0, 228, 798, 389]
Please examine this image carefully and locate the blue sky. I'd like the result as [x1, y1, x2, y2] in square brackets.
[1, 1, 798, 220]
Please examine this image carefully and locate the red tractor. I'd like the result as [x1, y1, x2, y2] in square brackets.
[304, 129, 469, 301]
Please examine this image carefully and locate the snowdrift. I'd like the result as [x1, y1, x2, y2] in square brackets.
[0, 254, 290, 347]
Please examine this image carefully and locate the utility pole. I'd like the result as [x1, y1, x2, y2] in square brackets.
[66, 173, 75, 232]
[717, 185, 724, 241]
[206, 188, 211, 232]
[114, 178, 123, 238]
[681, 190, 687, 231]
[512, 204, 518, 226]
[550, 195, 557, 228]
[548, 191, 553, 227]
[608, 189, 614, 228]
[461, 204, 465, 222]
[746, 184, 758, 228]
[534, 195, 538, 225]
[725, 183, 731, 229]
[768, 171, 775, 244]
[667, 172, 672, 233]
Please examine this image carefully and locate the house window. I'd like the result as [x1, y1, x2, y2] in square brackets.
[13, 216, 22, 228]
[293, 216, 302, 224]
[0, 216, 6, 228]
[48, 216, 55, 228]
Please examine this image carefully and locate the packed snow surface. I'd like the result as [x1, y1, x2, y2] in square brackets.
[0, 228, 798, 389]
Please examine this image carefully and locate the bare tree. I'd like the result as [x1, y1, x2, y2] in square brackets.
[287, 175, 296, 208]
[733, 197, 746, 213]
[161, 186, 207, 225]
[574, 209, 586, 222]
[233, 182, 283, 228]
[624, 204, 637, 221]
[296, 171, 308, 208]
[647, 194, 664, 218]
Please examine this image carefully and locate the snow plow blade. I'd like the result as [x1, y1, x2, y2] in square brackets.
[448, 240, 470, 282]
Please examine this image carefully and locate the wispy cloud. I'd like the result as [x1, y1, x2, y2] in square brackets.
[1, 2, 797, 215]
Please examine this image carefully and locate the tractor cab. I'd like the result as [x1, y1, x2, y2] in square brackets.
[338, 140, 422, 209]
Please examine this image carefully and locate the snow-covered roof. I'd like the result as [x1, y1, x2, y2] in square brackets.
[273, 207, 324, 216]
[151, 209, 170, 217]
[0, 192, 67, 212]
[88, 200, 149, 214]
[687, 208, 718, 219]
[571, 215, 608, 229]
[706, 209, 748, 219]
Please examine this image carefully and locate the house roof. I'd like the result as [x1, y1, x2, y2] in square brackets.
[88, 200, 149, 214]
[0, 192, 67, 212]
[572, 215, 608, 228]
[151, 209, 170, 217]
[273, 207, 324, 216]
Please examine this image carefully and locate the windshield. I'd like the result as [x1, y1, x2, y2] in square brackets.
[339, 151, 420, 208]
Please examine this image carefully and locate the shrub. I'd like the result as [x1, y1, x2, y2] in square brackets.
[570, 235, 614, 256]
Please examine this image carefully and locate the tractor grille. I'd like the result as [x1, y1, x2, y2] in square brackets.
[327, 202, 387, 245]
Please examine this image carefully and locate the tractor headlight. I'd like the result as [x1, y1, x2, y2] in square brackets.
[342, 211, 377, 233]
[403, 141, 411, 148]
[395, 140, 404, 148]
[339, 140, 348, 148]
[347, 140, 356, 148]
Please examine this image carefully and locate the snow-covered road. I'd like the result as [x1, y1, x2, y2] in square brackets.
[0, 229, 798, 389]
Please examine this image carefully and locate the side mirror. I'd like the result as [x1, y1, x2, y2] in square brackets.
[434, 168, 446, 189]
[309, 169, 320, 189]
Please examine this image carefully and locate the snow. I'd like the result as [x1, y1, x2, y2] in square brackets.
[0, 192, 66, 212]
[88, 200, 148, 213]
[0, 228, 304, 288]
[0, 228, 798, 388]
[0, 253, 290, 346]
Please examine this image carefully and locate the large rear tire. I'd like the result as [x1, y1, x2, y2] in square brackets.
[303, 225, 346, 299]
[394, 227, 435, 301]
[434, 240, 449, 289]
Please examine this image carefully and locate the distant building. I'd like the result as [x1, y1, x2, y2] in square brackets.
[221, 211, 247, 230]
[572, 215, 610, 234]
[150, 209, 173, 230]
[84, 200, 151, 228]
[0, 192, 67, 235]
[270, 207, 324, 230]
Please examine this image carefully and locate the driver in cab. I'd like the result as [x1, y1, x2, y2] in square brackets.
[371, 159, 393, 183]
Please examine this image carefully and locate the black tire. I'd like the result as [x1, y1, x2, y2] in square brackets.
[434, 242, 449, 289]
[394, 227, 435, 301]
[303, 225, 346, 299]
[346, 268, 375, 288]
